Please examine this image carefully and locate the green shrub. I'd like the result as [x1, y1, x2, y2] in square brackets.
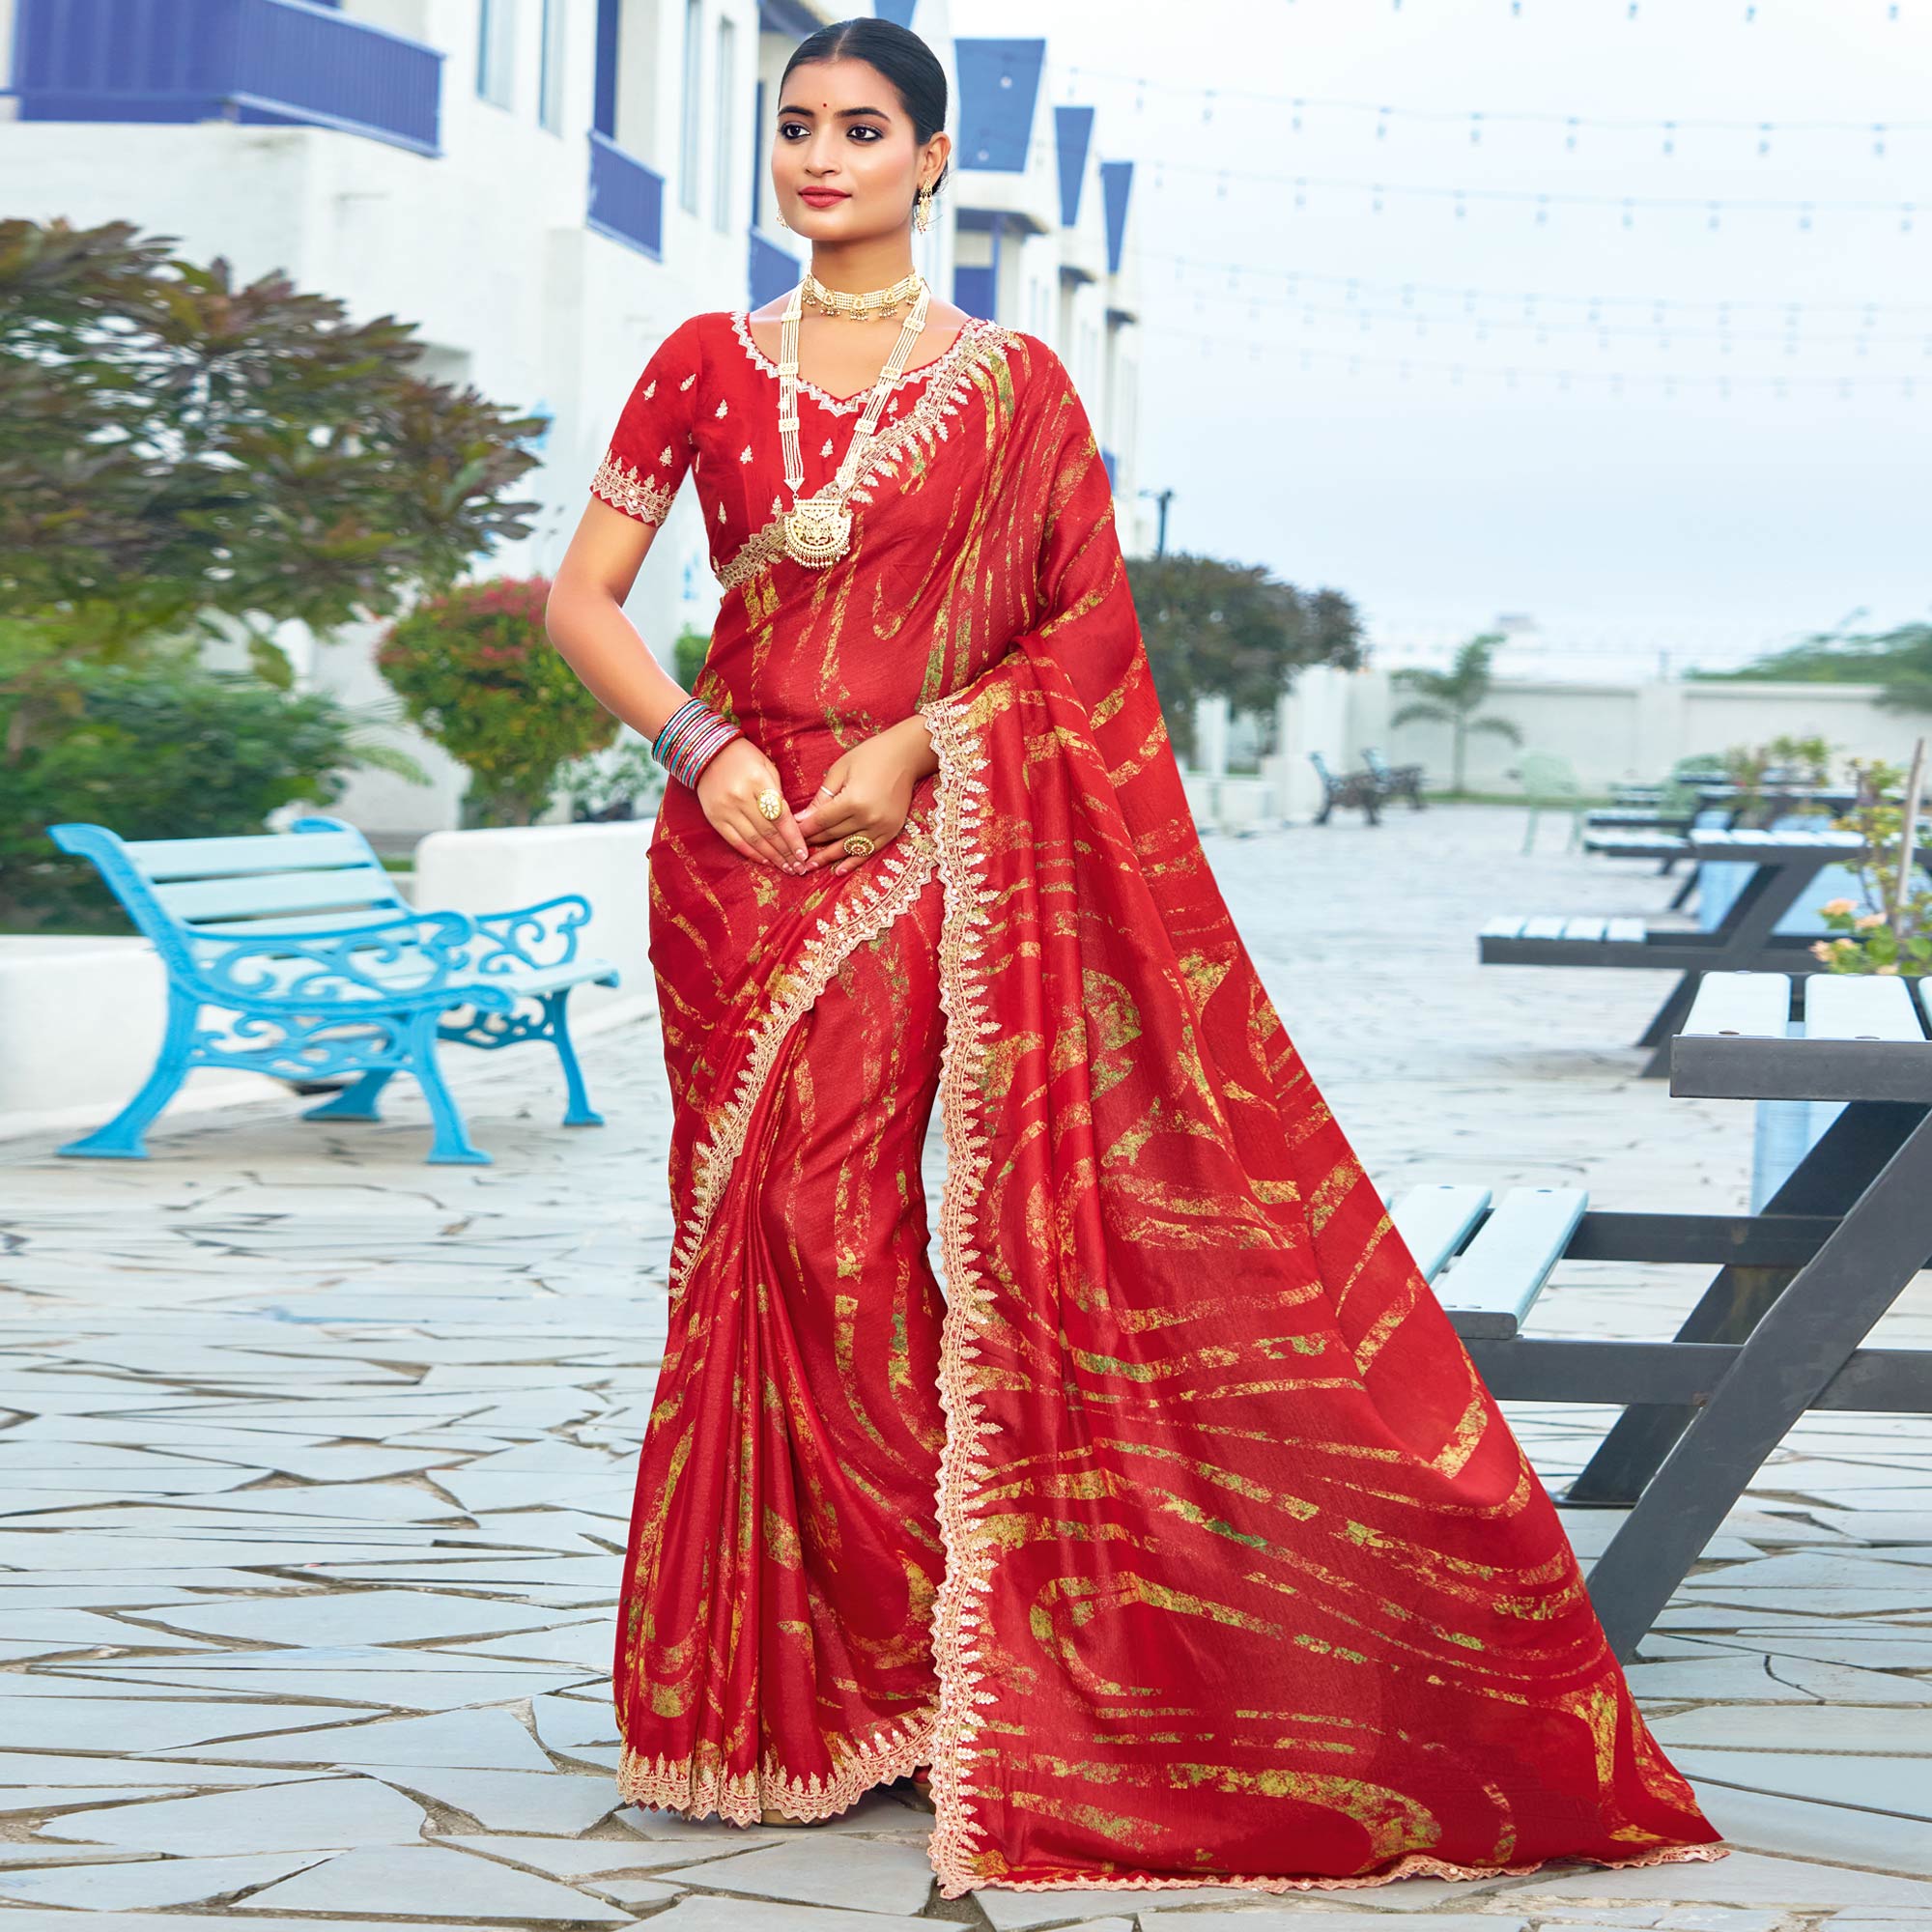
[377, 577, 621, 826]
[1, 643, 358, 932]
[673, 626, 711, 692]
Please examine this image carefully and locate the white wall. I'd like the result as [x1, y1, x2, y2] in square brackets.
[1273, 668, 1916, 800]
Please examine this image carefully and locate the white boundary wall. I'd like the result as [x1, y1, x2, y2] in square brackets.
[1205, 673, 1916, 822]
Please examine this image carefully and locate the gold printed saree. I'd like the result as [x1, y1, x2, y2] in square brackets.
[596, 309, 1727, 1895]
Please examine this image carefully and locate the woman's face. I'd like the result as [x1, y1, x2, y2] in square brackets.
[772, 56, 934, 241]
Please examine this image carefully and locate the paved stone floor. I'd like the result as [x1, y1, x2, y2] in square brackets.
[2, 804, 1929, 1932]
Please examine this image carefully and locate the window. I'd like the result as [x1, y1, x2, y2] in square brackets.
[678, 0, 702, 215]
[477, 0, 516, 109]
[712, 16, 736, 233]
[539, 0, 566, 132]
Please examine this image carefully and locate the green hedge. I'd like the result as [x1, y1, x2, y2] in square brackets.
[2, 649, 356, 933]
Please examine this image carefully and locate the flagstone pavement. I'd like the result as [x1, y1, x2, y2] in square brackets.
[2, 803, 1929, 1932]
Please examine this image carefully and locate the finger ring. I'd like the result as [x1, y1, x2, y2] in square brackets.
[756, 788, 782, 822]
[842, 833, 875, 859]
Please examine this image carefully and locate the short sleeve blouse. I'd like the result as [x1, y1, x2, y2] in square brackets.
[587, 309, 998, 583]
[588, 316, 704, 530]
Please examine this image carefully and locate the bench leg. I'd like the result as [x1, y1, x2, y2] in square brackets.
[1563, 1100, 1916, 1506]
[406, 1009, 491, 1164]
[57, 995, 198, 1159]
[544, 989, 604, 1127]
[302, 1067, 400, 1122]
[1585, 1104, 1932, 1659]
[1667, 867, 1698, 911]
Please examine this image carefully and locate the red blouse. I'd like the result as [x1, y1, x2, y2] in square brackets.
[588, 308, 1005, 589]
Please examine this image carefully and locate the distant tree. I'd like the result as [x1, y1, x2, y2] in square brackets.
[1390, 633, 1522, 796]
[1691, 621, 1932, 711]
[1124, 553, 1363, 760]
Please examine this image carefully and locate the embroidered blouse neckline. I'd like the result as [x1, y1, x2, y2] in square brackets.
[727, 309, 988, 415]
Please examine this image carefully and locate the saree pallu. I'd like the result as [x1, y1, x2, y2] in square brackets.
[609, 314, 1727, 1896]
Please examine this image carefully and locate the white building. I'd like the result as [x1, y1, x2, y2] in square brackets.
[0, 0, 1144, 838]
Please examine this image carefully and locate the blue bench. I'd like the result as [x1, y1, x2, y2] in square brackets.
[47, 814, 620, 1165]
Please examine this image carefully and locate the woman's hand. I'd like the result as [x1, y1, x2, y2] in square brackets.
[795, 717, 938, 876]
[694, 737, 810, 874]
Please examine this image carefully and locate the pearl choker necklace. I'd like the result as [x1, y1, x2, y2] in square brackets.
[800, 269, 924, 321]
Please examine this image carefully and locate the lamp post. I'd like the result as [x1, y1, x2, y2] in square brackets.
[1139, 486, 1175, 559]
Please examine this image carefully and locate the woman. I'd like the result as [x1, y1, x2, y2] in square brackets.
[545, 15, 1728, 1901]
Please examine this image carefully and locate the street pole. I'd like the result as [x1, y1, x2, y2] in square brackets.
[1139, 486, 1175, 558]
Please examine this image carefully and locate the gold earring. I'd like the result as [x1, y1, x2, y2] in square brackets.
[775, 203, 787, 231]
[914, 181, 934, 234]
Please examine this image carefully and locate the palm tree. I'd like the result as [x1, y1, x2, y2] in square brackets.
[1390, 633, 1522, 797]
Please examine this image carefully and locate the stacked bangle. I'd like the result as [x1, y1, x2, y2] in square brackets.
[651, 697, 742, 787]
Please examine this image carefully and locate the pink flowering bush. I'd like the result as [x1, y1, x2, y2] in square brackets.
[378, 576, 619, 826]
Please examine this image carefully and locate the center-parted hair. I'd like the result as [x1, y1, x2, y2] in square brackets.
[779, 17, 951, 195]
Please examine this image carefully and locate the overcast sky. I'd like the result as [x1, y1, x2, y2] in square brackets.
[998, 0, 1930, 675]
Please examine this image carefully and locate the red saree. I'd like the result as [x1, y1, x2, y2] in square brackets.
[590, 307, 1727, 1895]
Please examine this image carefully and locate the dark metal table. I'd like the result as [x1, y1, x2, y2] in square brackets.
[1539, 969, 1932, 1655]
[1482, 828, 1875, 1076]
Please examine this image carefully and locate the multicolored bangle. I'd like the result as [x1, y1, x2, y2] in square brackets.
[651, 697, 743, 787]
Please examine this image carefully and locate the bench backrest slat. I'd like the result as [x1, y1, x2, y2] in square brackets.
[190, 909, 415, 939]
[156, 866, 405, 924]
[124, 831, 376, 878]
[47, 815, 411, 972]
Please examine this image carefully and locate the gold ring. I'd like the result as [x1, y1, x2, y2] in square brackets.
[756, 788, 782, 821]
[841, 833, 875, 859]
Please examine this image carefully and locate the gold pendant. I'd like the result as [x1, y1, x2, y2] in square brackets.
[781, 494, 852, 568]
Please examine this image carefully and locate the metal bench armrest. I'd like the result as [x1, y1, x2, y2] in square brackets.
[464, 894, 595, 977]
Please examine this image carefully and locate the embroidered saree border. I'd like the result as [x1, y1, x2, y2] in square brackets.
[666, 820, 941, 1303]
[616, 1707, 936, 1827]
[970, 1840, 1733, 1898]
[911, 681, 1728, 1899]
[913, 685, 1005, 1897]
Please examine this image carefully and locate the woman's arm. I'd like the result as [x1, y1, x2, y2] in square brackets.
[546, 498, 693, 745]
[545, 500, 810, 874]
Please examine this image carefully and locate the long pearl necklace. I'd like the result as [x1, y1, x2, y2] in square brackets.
[776, 272, 932, 570]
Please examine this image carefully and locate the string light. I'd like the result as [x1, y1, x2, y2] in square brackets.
[1139, 252, 1932, 324]
[1062, 67, 1929, 155]
[1143, 160, 1924, 226]
[1155, 326, 1921, 399]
